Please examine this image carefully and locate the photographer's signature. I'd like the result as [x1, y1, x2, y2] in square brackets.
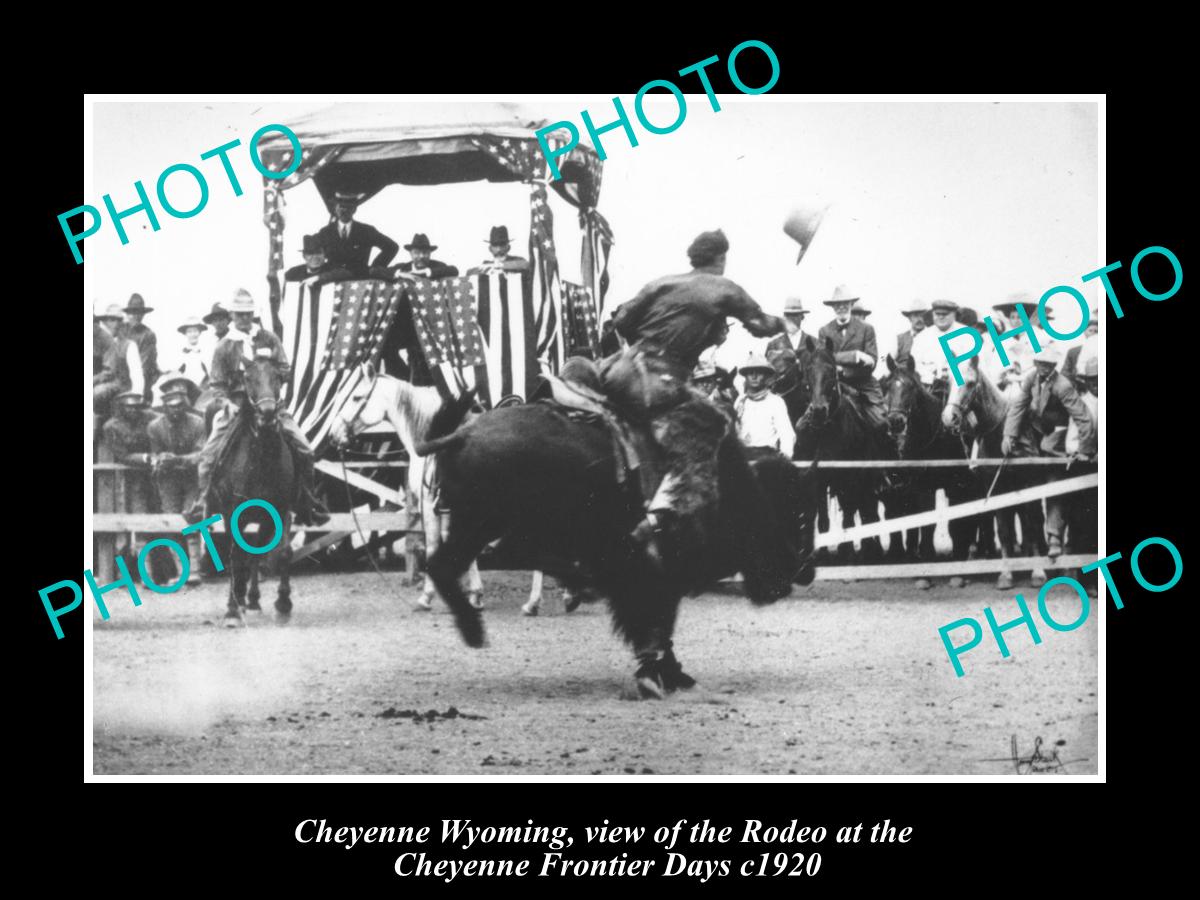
[983, 736, 1089, 774]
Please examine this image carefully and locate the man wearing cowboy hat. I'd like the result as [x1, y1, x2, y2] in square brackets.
[603, 228, 785, 571]
[1061, 304, 1099, 391]
[186, 289, 330, 527]
[851, 299, 872, 321]
[284, 234, 352, 285]
[391, 233, 459, 280]
[468, 226, 530, 275]
[168, 316, 211, 388]
[895, 299, 930, 366]
[817, 285, 887, 433]
[911, 299, 977, 404]
[202, 302, 231, 341]
[148, 380, 207, 585]
[94, 303, 145, 423]
[124, 294, 160, 402]
[991, 292, 1054, 388]
[316, 191, 399, 277]
[1003, 343, 1096, 559]
[766, 296, 814, 417]
[734, 353, 795, 458]
[102, 390, 158, 569]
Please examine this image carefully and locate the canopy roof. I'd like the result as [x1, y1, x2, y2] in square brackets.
[256, 102, 602, 207]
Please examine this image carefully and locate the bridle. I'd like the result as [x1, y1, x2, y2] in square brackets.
[338, 367, 385, 443]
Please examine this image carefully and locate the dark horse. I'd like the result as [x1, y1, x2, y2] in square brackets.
[794, 336, 895, 563]
[943, 355, 1049, 590]
[883, 356, 979, 588]
[415, 394, 814, 699]
[212, 355, 296, 626]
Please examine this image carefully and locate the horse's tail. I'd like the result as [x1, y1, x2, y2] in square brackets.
[415, 388, 477, 457]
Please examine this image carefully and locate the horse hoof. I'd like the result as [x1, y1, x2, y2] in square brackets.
[468, 592, 485, 610]
[1031, 569, 1047, 588]
[914, 578, 932, 591]
[948, 576, 967, 589]
[246, 603, 262, 613]
[275, 609, 291, 625]
[414, 596, 433, 612]
[222, 613, 244, 629]
[564, 592, 582, 613]
[521, 603, 539, 617]
[995, 571, 1014, 591]
[793, 561, 816, 587]
[635, 673, 667, 700]
[456, 613, 486, 648]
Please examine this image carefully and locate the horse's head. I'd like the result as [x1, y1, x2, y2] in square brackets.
[801, 335, 838, 427]
[329, 361, 390, 449]
[244, 350, 283, 430]
[942, 355, 980, 435]
[884, 354, 923, 454]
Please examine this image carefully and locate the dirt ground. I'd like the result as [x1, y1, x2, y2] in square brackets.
[92, 569, 1098, 776]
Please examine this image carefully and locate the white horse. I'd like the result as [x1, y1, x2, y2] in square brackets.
[329, 363, 564, 614]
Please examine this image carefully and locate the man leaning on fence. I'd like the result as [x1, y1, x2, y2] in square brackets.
[185, 289, 330, 527]
[1002, 343, 1096, 560]
[149, 377, 207, 585]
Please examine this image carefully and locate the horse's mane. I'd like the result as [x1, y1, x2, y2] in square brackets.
[382, 375, 446, 447]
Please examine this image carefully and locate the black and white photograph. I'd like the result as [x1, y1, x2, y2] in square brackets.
[84, 95, 1103, 778]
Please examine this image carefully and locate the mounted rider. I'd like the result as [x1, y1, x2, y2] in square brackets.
[601, 229, 786, 569]
[184, 289, 330, 527]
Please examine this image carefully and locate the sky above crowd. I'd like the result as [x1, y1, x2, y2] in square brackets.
[87, 97, 1098, 370]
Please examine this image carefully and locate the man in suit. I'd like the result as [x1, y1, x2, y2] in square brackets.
[467, 225, 530, 274]
[124, 294, 160, 403]
[1003, 343, 1096, 559]
[94, 303, 144, 425]
[391, 233, 459, 280]
[895, 299, 929, 366]
[186, 289, 329, 527]
[316, 192, 399, 277]
[766, 296, 814, 418]
[285, 234, 352, 284]
[816, 285, 887, 433]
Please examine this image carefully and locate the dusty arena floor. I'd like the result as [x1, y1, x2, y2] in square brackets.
[91, 570, 1098, 776]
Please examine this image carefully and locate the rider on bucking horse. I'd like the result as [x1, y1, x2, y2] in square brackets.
[184, 288, 330, 527]
[600, 229, 787, 571]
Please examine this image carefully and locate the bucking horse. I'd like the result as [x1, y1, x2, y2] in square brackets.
[406, 368, 817, 699]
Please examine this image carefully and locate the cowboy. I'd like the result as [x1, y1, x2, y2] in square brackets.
[391, 233, 459, 280]
[911, 298, 974, 406]
[767, 296, 813, 355]
[1061, 305, 1099, 390]
[467, 226, 530, 274]
[991, 292, 1053, 390]
[816, 285, 888, 433]
[895, 298, 930, 366]
[851, 299, 872, 321]
[316, 191, 399, 277]
[1002, 343, 1096, 559]
[102, 391, 158, 567]
[148, 379, 207, 585]
[692, 357, 737, 418]
[734, 354, 795, 458]
[765, 296, 813, 417]
[124, 294, 160, 402]
[203, 302, 231, 341]
[94, 303, 145, 423]
[170, 316, 211, 388]
[602, 228, 785, 568]
[185, 289, 330, 527]
[284, 234, 353, 284]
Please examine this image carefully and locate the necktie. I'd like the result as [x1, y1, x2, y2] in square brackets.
[340, 224, 349, 240]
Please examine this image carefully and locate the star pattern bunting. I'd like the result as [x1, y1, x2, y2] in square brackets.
[407, 277, 484, 370]
[323, 280, 404, 370]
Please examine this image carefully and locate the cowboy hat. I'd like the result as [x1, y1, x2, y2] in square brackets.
[176, 316, 208, 334]
[783, 296, 808, 316]
[202, 302, 231, 324]
[487, 225, 512, 244]
[404, 233, 437, 251]
[124, 293, 154, 314]
[823, 284, 859, 306]
[228, 288, 256, 314]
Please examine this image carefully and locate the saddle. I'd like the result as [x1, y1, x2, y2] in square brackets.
[539, 371, 663, 508]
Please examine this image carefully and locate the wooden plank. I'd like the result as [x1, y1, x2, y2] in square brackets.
[93, 513, 414, 532]
[314, 460, 404, 506]
[292, 531, 353, 563]
[815, 472, 1098, 548]
[93, 460, 408, 471]
[813, 554, 1096, 581]
[793, 458, 1081, 469]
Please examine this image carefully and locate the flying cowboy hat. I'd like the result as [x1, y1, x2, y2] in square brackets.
[823, 284, 859, 306]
